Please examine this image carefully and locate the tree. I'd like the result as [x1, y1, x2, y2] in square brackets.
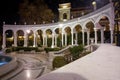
[18, 0, 54, 24]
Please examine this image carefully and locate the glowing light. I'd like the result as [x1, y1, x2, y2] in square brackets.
[18, 36, 23, 39]
[59, 24, 63, 28]
[26, 70, 31, 79]
[51, 45, 54, 48]
[63, 5, 68, 8]
[92, 1, 96, 5]
[26, 30, 30, 34]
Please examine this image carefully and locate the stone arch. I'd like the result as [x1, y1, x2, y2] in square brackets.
[54, 28, 61, 47]
[98, 16, 111, 43]
[64, 27, 71, 34]
[83, 19, 95, 29]
[36, 29, 43, 47]
[17, 30, 24, 46]
[73, 24, 82, 45]
[64, 27, 71, 45]
[73, 24, 82, 32]
[27, 30, 34, 46]
[46, 29, 52, 47]
[86, 21, 95, 32]
[85, 21, 95, 44]
[95, 13, 111, 24]
[55, 28, 59, 34]
[5, 30, 14, 47]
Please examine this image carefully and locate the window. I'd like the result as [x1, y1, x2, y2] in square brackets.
[63, 13, 67, 19]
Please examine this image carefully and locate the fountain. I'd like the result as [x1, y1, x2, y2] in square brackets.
[0, 55, 18, 77]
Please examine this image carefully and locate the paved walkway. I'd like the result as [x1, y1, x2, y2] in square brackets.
[4, 52, 52, 80]
[37, 44, 120, 80]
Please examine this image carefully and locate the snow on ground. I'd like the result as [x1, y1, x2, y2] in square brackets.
[37, 44, 120, 80]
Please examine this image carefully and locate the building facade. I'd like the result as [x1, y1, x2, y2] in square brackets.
[2, 2, 115, 48]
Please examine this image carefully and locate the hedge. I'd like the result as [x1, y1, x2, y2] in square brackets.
[52, 56, 67, 69]
[44, 47, 60, 53]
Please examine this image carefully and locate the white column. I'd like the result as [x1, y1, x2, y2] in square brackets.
[36, 34, 38, 47]
[75, 33, 78, 44]
[43, 35, 47, 47]
[71, 30, 74, 45]
[110, 29, 114, 44]
[46, 35, 47, 47]
[42, 31, 46, 47]
[43, 35, 45, 46]
[51, 33, 55, 48]
[87, 30, 90, 45]
[2, 32, 6, 48]
[82, 30, 85, 45]
[33, 32, 36, 47]
[24, 32, 27, 47]
[14, 31, 17, 47]
[55, 34, 57, 47]
[94, 28, 98, 44]
[101, 27, 104, 43]
[65, 33, 67, 46]
[109, 23, 114, 44]
[62, 33, 64, 46]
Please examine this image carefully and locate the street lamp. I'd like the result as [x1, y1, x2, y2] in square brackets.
[92, 1, 97, 11]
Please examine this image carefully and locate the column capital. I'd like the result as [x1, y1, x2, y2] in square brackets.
[82, 29, 85, 32]
[87, 29, 90, 32]
[94, 28, 98, 31]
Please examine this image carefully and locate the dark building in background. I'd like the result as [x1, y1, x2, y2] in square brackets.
[113, 0, 120, 46]
[71, 7, 92, 18]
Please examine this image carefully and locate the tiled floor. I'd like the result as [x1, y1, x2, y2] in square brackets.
[2, 52, 51, 80]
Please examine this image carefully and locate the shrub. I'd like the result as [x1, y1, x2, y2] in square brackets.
[52, 56, 67, 69]
[69, 45, 84, 60]
[11, 47, 41, 52]
[5, 48, 12, 53]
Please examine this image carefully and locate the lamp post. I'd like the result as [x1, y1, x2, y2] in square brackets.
[92, 1, 97, 11]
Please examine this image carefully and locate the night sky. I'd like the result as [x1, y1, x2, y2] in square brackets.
[0, 0, 109, 33]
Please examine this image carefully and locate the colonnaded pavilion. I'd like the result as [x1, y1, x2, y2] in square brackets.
[2, 1, 120, 80]
[2, 1, 115, 48]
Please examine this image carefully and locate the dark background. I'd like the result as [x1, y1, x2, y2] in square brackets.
[0, 0, 109, 33]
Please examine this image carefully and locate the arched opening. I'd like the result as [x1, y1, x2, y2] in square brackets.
[27, 30, 34, 46]
[86, 21, 95, 44]
[5, 30, 14, 47]
[46, 29, 52, 47]
[99, 16, 110, 43]
[64, 27, 71, 45]
[37, 30, 43, 47]
[55, 28, 61, 47]
[17, 30, 24, 46]
[86, 22, 95, 38]
[74, 25, 82, 45]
